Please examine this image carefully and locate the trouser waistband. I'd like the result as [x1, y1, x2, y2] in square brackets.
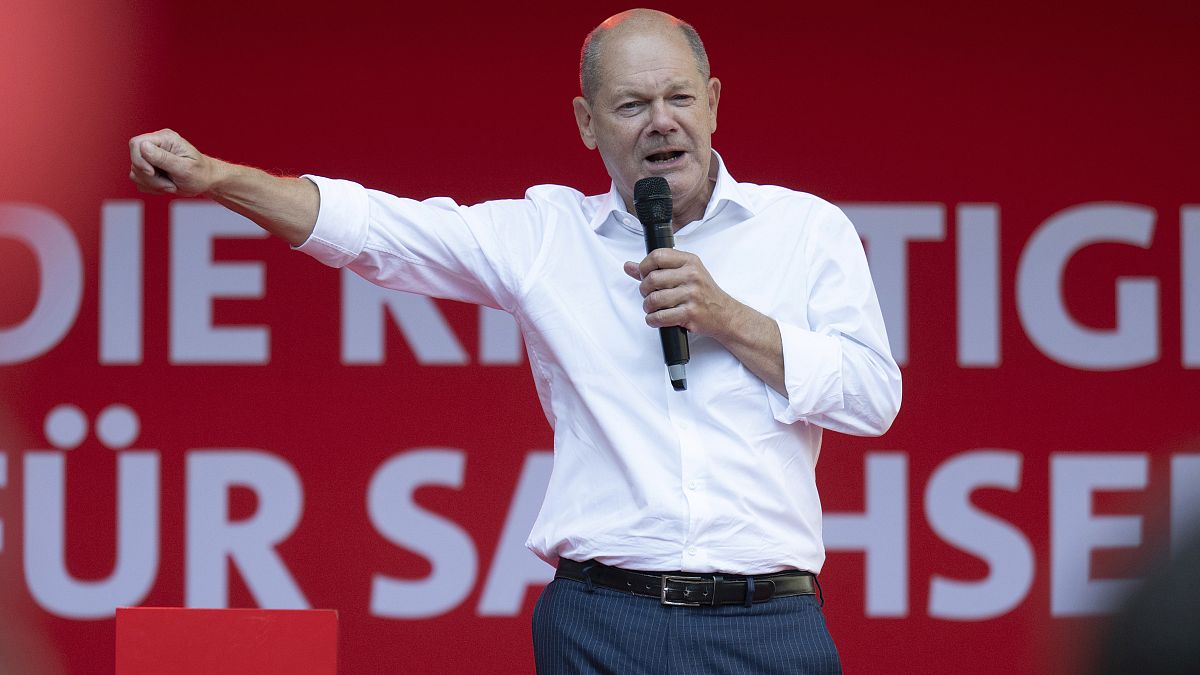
[555, 558, 817, 607]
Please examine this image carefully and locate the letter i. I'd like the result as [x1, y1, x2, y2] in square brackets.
[0, 448, 7, 554]
[100, 201, 144, 364]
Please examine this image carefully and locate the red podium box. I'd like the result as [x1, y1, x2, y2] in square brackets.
[115, 607, 338, 675]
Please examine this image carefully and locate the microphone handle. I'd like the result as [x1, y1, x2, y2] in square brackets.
[643, 222, 690, 391]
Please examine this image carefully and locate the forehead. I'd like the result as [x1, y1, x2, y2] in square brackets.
[596, 27, 703, 94]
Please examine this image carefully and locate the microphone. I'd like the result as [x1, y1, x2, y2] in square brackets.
[633, 176, 690, 391]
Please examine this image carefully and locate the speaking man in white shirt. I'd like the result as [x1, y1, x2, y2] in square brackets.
[129, 8, 900, 674]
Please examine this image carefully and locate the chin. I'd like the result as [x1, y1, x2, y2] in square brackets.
[664, 167, 701, 195]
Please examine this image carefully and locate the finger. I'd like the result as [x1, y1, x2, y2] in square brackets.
[140, 139, 189, 175]
[649, 248, 688, 266]
[135, 182, 175, 195]
[129, 165, 178, 193]
[643, 287, 686, 314]
[638, 248, 690, 279]
[129, 136, 158, 176]
[639, 268, 688, 296]
[637, 256, 659, 279]
[646, 306, 687, 329]
[623, 261, 642, 280]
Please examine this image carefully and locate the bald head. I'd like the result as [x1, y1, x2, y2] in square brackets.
[580, 9, 710, 102]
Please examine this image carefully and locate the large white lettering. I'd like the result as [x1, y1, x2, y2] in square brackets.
[368, 448, 478, 618]
[0, 204, 83, 364]
[844, 204, 946, 366]
[1050, 453, 1147, 616]
[24, 405, 159, 619]
[478, 451, 554, 616]
[479, 305, 523, 365]
[1183, 206, 1200, 367]
[1018, 204, 1158, 370]
[3, 198, 1196, 369]
[0, 451, 5, 555]
[925, 451, 1033, 620]
[957, 204, 1001, 367]
[6, 412, 1200, 624]
[170, 202, 270, 364]
[185, 451, 308, 608]
[100, 201, 143, 364]
[823, 452, 909, 616]
[341, 270, 468, 364]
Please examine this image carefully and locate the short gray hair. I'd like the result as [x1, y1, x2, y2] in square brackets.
[579, 17, 710, 102]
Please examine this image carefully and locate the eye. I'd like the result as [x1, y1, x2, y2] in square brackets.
[671, 94, 695, 105]
[617, 101, 644, 114]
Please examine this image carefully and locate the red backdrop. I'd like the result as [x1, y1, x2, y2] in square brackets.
[2, 1, 1199, 673]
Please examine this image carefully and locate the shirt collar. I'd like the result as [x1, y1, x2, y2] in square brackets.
[589, 150, 757, 235]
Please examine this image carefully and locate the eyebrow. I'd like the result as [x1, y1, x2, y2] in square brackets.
[609, 79, 697, 99]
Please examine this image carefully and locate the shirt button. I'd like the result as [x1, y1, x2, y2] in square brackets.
[687, 547, 698, 556]
[687, 480, 698, 490]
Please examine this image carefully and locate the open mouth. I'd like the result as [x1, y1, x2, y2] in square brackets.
[646, 150, 685, 164]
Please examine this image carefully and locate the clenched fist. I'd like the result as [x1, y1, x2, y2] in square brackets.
[127, 129, 220, 196]
[623, 248, 736, 338]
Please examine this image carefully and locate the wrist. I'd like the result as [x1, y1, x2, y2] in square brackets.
[710, 297, 750, 345]
[204, 157, 237, 197]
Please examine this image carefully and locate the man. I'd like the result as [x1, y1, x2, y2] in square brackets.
[129, 9, 900, 674]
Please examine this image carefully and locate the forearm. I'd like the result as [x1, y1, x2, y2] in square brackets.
[207, 160, 320, 246]
[129, 130, 320, 246]
[711, 301, 786, 396]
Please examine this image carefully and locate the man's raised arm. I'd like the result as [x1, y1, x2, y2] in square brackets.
[128, 129, 318, 246]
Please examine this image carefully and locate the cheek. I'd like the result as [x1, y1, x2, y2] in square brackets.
[598, 120, 640, 146]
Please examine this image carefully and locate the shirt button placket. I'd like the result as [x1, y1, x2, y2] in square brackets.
[667, 388, 708, 570]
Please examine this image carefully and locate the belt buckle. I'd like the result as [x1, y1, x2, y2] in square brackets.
[660, 575, 707, 607]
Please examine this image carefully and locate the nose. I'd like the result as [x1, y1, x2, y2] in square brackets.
[647, 99, 678, 136]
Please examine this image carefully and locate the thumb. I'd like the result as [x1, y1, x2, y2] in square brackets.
[623, 261, 642, 280]
[140, 140, 188, 175]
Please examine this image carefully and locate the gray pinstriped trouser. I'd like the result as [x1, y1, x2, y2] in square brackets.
[532, 577, 842, 674]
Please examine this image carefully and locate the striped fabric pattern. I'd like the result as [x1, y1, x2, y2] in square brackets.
[533, 578, 842, 674]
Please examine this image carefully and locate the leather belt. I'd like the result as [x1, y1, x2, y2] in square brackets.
[555, 558, 816, 607]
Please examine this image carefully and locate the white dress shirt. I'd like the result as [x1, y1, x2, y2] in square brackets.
[297, 153, 901, 575]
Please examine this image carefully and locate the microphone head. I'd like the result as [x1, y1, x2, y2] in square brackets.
[633, 176, 672, 224]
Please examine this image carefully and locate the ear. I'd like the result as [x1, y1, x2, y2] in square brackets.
[707, 77, 722, 133]
[573, 96, 598, 150]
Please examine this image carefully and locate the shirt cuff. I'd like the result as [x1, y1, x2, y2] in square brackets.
[293, 174, 371, 268]
[766, 321, 844, 424]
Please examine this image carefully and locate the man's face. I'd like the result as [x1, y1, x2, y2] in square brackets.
[573, 26, 721, 225]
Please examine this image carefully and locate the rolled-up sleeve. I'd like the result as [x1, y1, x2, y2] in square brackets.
[295, 175, 371, 268]
[766, 201, 902, 436]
